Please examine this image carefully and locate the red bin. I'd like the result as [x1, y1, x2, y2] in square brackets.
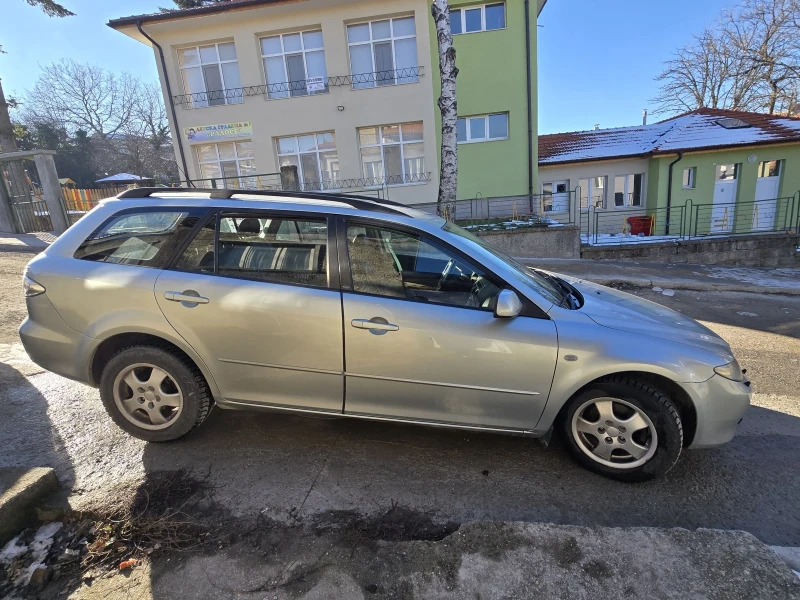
[627, 215, 653, 236]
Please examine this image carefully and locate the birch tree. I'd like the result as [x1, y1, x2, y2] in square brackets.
[431, 0, 458, 207]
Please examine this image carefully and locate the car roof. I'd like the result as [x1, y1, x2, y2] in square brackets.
[115, 187, 429, 219]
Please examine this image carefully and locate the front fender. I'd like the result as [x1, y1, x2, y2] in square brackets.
[534, 313, 725, 433]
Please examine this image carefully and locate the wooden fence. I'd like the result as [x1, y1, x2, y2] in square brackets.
[61, 186, 129, 212]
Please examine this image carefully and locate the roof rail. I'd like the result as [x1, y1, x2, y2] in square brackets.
[115, 187, 409, 214]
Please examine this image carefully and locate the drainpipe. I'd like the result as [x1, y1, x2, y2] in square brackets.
[665, 151, 683, 235]
[136, 20, 193, 187]
[524, 0, 534, 213]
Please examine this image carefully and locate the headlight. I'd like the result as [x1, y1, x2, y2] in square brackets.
[23, 274, 46, 297]
[714, 359, 744, 382]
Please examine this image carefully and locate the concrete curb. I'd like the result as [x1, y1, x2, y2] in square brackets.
[0, 244, 46, 255]
[0, 467, 60, 545]
[580, 275, 800, 296]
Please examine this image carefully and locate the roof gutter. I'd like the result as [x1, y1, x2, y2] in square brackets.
[524, 0, 534, 212]
[136, 20, 193, 186]
[665, 151, 683, 235]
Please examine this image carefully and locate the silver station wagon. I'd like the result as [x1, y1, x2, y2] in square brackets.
[20, 189, 751, 482]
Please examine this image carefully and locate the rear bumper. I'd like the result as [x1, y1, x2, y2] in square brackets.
[683, 374, 751, 448]
[19, 294, 93, 384]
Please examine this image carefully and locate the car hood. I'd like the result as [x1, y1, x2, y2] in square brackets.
[560, 276, 732, 357]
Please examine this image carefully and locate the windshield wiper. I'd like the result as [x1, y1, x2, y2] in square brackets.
[534, 270, 579, 309]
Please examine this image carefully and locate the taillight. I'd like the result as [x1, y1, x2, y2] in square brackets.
[23, 274, 46, 297]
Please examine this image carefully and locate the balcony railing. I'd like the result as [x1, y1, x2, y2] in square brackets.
[173, 66, 424, 106]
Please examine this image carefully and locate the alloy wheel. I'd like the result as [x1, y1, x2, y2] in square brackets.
[113, 363, 184, 431]
[571, 397, 658, 469]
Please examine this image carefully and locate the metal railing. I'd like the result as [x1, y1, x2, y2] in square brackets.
[408, 191, 579, 230]
[691, 195, 797, 237]
[173, 67, 424, 106]
[579, 194, 799, 245]
[583, 205, 687, 245]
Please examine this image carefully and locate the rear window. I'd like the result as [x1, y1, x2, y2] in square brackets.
[74, 209, 209, 268]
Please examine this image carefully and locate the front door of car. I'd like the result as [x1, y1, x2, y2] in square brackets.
[154, 211, 343, 412]
[340, 221, 559, 431]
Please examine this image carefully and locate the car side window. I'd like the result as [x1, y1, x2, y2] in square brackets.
[74, 209, 208, 268]
[346, 223, 502, 310]
[174, 217, 216, 273]
[215, 214, 328, 287]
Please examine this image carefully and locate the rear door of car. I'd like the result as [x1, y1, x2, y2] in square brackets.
[154, 209, 344, 412]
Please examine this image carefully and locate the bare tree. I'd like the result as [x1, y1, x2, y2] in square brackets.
[725, 0, 800, 114]
[652, 0, 800, 116]
[431, 0, 458, 206]
[24, 60, 139, 139]
[652, 28, 760, 115]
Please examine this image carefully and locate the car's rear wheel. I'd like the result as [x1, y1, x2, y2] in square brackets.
[100, 345, 211, 442]
[561, 376, 683, 482]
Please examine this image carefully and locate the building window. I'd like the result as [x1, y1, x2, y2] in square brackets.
[758, 160, 781, 178]
[716, 164, 738, 181]
[178, 42, 243, 108]
[457, 113, 509, 143]
[260, 31, 328, 100]
[614, 174, 644, 207]
[358, 122, 425, 186]
[347, 17, 419, 89]
[578, 176, 606, 208]
[682, 167, 696, 189]
[196, 141, 256, 188]
[276, 132, 339, 190]
[541, 180, 570, 212]
[450, 3, 506, 35]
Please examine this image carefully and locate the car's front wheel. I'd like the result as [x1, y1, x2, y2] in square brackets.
[561, 376, 683, 482]
[99, 345, 211, 442]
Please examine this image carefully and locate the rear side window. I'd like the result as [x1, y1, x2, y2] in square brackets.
[74, 209, 208, 268]
[174, 213, 329, 288]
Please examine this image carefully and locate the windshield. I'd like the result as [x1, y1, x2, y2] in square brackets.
[442, 222, 565, 305]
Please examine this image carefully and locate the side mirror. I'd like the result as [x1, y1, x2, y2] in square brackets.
[495, 289, 523, 318]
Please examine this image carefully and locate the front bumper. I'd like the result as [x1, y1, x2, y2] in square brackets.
[683, 374, 751, 448]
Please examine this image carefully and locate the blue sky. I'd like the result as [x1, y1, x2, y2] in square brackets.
[2, 0, 736, 134]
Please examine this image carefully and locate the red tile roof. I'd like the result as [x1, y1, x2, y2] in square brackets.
[539, 108, 800, 165]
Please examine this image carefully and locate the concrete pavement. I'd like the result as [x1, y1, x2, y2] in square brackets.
[522, 257, 800, 295]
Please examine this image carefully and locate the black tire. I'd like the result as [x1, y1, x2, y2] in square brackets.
[99, 345, 212, 442]
[560, 376, 683, 482]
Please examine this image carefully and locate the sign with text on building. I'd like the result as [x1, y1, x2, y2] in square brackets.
[306, 77, 326, 93]
[184, 122, 253, 143]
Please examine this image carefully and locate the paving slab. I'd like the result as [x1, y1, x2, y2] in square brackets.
[63, 523, 800, 600]
[0, 467, 59, 545]
[0, 233, 53, 255]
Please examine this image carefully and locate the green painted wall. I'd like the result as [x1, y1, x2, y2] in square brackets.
[648, 144, 800, 235]
[429, 0, 536, 200]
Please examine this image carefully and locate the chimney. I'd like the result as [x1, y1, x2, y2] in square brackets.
[643, 109, 648, 126]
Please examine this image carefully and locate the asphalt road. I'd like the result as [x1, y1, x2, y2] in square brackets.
[1, 253, 799, 546]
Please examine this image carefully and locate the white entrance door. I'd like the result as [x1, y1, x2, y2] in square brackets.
[712, 164, 739, 233]
[753, 161, 781, 231]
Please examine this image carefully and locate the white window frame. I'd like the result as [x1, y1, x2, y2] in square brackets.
[358, 122, 426, 187]
[578, 176, 607, 209]
[260, 30, 328, 100]
[275, 132, 340, 191]
[178, 42, 243, 109]
[757, 160, 781, 178]
[613, 174, 645, 208]
[347, 17, 419, 89]
[682, 167, 696, 189]
[196, 141, 256, 189]
[457, 113, 509, 144]
[450, 2, 507, 35]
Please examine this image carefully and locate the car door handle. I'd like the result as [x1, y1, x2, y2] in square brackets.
[351, 318, 399, 332]
[165, 291, 209, 304]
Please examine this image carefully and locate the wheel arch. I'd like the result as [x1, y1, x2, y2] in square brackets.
[89, 330, 222, 401]
[555, 371, 697, 448]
